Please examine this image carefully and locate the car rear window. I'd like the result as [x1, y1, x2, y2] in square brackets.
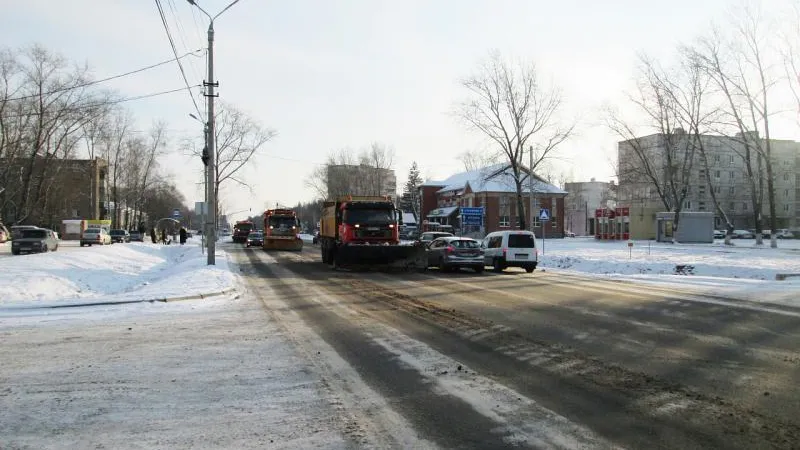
[508, 234, 535, 248]
[451, 240, 479, 249]
[21, 229, 47, 239]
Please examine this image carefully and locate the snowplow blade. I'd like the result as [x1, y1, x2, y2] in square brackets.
[335, 242, 427, 270]
[262, 237, 303, 251]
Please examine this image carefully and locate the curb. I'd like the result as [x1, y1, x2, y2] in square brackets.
[0, 288, 238, 311]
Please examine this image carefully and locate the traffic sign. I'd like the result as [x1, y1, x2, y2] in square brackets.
[539, 208, 550, 222]
[172, 208, 181, 218]
[460, 207, 484, 216]
[460, 207, 483, 226]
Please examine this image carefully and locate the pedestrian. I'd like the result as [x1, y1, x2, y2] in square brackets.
[150, 228, 157, 244]
[179, 227, 187, 245]
[161, 229, 167, 245]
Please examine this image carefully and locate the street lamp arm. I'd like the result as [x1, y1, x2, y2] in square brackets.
[214, 0, 240, 21]
[185, 0, 211, 21]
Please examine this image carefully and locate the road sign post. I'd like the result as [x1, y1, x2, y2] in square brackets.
[539, 208, 550, 256]
[459, 207, 484, 236]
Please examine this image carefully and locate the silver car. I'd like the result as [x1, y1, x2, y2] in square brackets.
[11, 228, 59, 255]
[426, 236, 484, 273]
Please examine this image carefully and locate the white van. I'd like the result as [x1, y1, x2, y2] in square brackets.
[482, 230, 538, 273]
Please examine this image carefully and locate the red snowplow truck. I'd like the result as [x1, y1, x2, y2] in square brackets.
[262, 209, 303, 251]
[319, 195, 426, 270]
[232, 220, 254, 244]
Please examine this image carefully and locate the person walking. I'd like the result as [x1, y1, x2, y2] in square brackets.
[179, 227, 187, 245]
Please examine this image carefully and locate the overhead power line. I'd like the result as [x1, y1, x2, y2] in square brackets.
[2, 85, 201, 119]
[4, 49, 203, 102]
[155, 0, 204, 119]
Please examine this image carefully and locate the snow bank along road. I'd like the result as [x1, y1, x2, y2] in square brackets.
[233, 242, 800, 449]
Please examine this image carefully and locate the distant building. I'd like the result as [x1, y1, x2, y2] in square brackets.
[0, 157, 109, 228]
[326, 164, 397, 199]
[419, 164, 567, 237]
[618, 131, 800, 237]
[564, 179, 616, 236]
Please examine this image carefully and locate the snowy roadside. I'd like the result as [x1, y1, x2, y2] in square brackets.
[0, 238, 236, 309]
[537, 237, 800, 307]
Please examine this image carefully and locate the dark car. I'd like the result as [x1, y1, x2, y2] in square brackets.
[426, 236, 484, 273]
[109, 229, 130, 243]
[129, 231, 144, 242]
[246, 231, 264, 247]
[11, 228, 59, 255]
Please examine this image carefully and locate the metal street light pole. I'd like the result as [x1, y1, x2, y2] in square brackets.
[187, 0, 240, 265]
[189, 113, 208, 254]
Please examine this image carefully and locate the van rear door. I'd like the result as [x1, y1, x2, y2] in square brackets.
[506, 233, 536, 263]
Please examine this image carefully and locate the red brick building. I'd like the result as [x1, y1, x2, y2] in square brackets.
[418, 164, 568, 237]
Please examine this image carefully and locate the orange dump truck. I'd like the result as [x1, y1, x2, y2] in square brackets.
[262, 209, 303, 251]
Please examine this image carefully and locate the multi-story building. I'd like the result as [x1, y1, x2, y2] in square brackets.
[326, 164, 397, 199]
[618, 131, 800, 238]
[564, 179, 617, 236]
[419, 164, 567, 237]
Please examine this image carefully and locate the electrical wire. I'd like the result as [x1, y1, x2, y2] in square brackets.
[155, 0, 203, 119]
[2, 85, 201, 119]
[4, 50, 203, 102]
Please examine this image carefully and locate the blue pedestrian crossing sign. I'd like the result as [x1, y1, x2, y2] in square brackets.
[539, 208, 550, 222]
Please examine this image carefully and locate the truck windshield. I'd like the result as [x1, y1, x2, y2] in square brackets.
[234, 223, 253, 233]
[343, 209, 394, 224]
[268, 216, 296, 230]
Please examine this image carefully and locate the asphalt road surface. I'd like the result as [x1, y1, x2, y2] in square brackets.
[230, 242, 800, 450]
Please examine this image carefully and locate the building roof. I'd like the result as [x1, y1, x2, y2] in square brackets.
[429, 163, 567, 195]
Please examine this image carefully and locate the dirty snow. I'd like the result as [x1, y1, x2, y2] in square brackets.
[0, 238, 236, 308]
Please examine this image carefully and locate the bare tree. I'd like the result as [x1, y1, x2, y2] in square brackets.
[457, 148, 499, 172]
[607, 54, 708, 242]
[456, 51, 573, 230]
[210, 101, 277, 208]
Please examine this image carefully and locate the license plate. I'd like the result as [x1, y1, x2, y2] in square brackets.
[515, 253, 528, 259]
[20, 247, 31, 251]
[367, 227, 379, 231]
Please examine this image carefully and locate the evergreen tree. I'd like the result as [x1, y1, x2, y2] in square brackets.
[401, 162, 422, 221]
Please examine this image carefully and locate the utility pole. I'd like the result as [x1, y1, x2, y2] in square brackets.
[188, 0, 240, 265]
[528, 145, 535, 232]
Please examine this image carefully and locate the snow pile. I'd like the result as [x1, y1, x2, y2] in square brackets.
[538, 238, 800, 306]
[0, 239, 235, 307]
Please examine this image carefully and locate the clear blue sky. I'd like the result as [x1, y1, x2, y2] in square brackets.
[2, 0, 795, 221]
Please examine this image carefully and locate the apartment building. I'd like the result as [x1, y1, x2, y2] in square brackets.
[618, 131, 799, 234]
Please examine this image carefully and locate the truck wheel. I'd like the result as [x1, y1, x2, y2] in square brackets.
[525, 266, 535, 273]
[474, 266, 484, 274]
[492, 259, 504, 273]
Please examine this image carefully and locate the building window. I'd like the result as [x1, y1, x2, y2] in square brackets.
[715, 186, 721, 194]
[729, 171, 734, 179]
[743, 202, 748, 211]
[785, 189, 790, 197]
[714, 170, 721, 179]
[499, 215, 510, 227]
[729, 186, 735, 195]
[699, 201, 706, 211]
[785, 173, 790, 181]
[699, 169, 705, 180]
[729, 202, 735, 211]
[729, 154, 735, 165]
[684, 200, 692, 210]
[533, 216, 541, 228]
[784, 204, 790, 212]
[714, 154, 721, 163]
[699, 184, 706, 193]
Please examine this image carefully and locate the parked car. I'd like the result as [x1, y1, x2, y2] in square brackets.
[11, 228, 59, 255]
[732, 229, 754, 239]
[713, 229, 725, 239]
[775, 229, 796, 239]
[482, 230, 538, 273]
[246, 231, 264, 247]
[109, 229, 130, 243]
[426, 236, 484, 273]
[10, 225, 39, 240]
[419, 231, 454, 244]
[81, 228, 112, 246]
[129, 231, 144, 242]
